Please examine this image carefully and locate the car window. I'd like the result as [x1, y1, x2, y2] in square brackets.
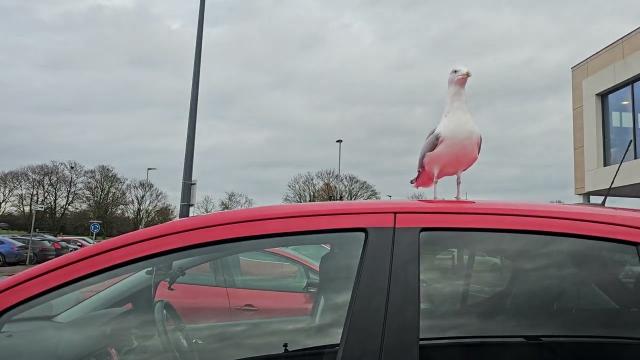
[175, 260, 222, 286]
[12, 273, 134, 320]
[0, 231, 365, 360]
[287, 244, 330, 263]
[419, 231, 640, 340]
[225, 250, 310, 292]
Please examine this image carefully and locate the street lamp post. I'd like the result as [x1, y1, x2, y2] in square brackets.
[26, 204, 44, 265]
[179, 0, 206, 219]
[146, 167, 157, 183]
[336, 139, 343, 201]
[141, 167, 158, 229]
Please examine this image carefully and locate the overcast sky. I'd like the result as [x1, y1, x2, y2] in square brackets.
[1, 0, 639, 208]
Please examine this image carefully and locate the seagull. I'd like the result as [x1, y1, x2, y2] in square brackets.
[410, 66, 482, 200]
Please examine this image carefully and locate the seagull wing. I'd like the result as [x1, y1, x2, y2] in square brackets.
[417, 128, 441, 172]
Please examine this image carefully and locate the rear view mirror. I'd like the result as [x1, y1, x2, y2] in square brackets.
[304, 279, 319, 293]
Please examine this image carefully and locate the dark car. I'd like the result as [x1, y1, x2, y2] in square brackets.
[56, 239, 81, 252]
[30, 234, 78, 256]
[0, 223, 10, 230]
[58, 237, 91, 248]
[59, 236, 95, 245]
[0, 237, 29, 266]
[9, 236, 56, 264]
[3, 201, 640, 360]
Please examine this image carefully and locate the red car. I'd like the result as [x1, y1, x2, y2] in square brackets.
[1, 201, 640, 360]
[154, 247, 321, 324]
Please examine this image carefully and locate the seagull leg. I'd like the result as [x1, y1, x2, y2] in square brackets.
[455, 173, 462, 200]
[433, 176, 438, 200]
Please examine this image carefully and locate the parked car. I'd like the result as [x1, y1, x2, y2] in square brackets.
[54, 239, 81, 252]
[155, 247, 320, 324]
[2, 201, 640, 360]
[0, 237, 29, 266]
[57, 237, 92, 248]
[68, 236, 96, 245]
[9, 236, 57, 264]
[0, 223, 10, 230]
[28, 234, 78, 255]
[58, 238, 91, 248]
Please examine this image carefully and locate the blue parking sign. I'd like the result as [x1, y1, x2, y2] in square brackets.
[90, 223, 101, 234]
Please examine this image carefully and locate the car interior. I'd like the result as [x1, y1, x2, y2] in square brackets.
[419, 232, 640, 360]
[0, 234, 364, 360]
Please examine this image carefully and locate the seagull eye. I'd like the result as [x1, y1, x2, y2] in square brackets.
[452, 69, 459, 74]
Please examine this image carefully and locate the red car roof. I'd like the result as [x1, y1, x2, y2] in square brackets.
[2, 200, 639, 292]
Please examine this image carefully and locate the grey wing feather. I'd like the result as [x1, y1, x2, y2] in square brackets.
[417, 128, 441, 171]
[478, 135, 482, 155]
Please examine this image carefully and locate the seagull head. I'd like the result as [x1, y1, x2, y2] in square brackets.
[448, 66, 471, 88]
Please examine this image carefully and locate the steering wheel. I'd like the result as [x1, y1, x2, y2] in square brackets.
[154, 300, 200, 360]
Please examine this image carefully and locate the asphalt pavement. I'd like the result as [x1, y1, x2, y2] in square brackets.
[0, 265, 32, 279]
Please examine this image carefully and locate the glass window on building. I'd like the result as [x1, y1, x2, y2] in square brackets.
[603, 85, 634, 166]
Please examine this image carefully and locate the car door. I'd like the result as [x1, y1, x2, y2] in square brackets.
[223, 249, 316, 321]
[0, 213, 396, 360]
[392, 212, 640, 360]
[155, 259, 232, 324]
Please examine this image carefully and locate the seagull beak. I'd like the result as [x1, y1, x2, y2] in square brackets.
[463, 70, 471, 78]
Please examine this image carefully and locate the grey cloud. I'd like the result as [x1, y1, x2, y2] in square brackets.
[1, 0, 639, 207]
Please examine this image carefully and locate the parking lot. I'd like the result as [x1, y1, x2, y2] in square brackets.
[0, 265, 31, 279]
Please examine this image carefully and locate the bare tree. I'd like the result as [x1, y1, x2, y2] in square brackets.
[0, 170, 19, 216]
[407, 192, 426, 200]
[283, 169, 380, 203]
[283, 172, 322, 203]
[218, 191, 255, 211]
[13, 164, 49, 228]
[83, 165, 128, 235]
[42, 161, 85, 232]
[125, 179, 172, 229]
[339, 173, 380, 201]
[195, 194, 217, 214]
[12, 161, 85, 232]
[4, 161, 176, 234]
[145, 203, 176, 227]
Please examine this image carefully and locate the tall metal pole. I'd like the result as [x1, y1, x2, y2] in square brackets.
[146, 167, 157, 183]
[336, 139, 343, 201]
[141, 168, 157, 229]
[26, 209, 37, 265]
[336, 139, 343, 176]
[179, 0, 206, 219]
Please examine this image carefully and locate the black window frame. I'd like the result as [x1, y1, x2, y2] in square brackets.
[601, 78, 639, 166]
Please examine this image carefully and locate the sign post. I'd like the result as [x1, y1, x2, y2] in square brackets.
[26, 204, 45, 265]
[89, 220, 102, 242]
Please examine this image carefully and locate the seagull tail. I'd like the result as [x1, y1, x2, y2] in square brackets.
[411, 170, 435, 189]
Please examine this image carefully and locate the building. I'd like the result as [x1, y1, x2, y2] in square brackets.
[572, 27, 640, 202]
